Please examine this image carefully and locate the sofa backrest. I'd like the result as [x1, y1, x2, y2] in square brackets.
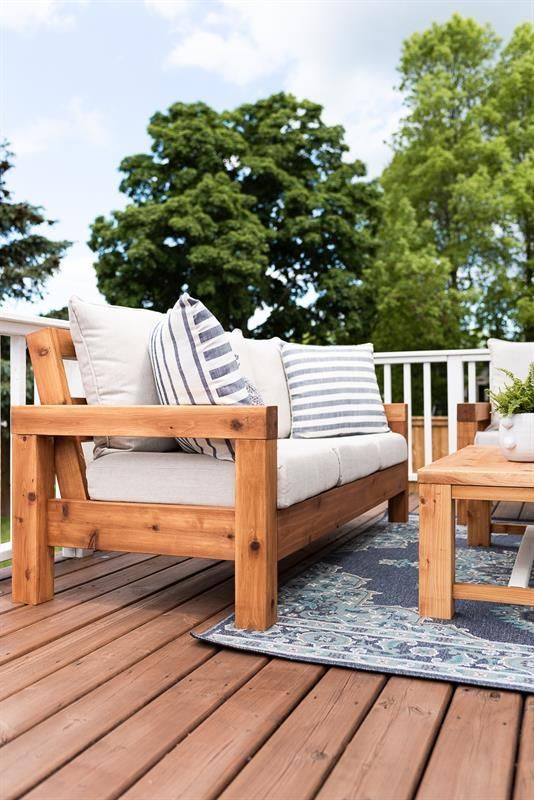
[229, 330, 291, 438]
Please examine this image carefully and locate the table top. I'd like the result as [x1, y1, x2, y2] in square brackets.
[418, 446, 534, 488]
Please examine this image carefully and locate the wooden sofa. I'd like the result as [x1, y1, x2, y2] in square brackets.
[11, 326, 409, 631]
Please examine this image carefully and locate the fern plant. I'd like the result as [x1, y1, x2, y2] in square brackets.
[488, 363, 534, 416]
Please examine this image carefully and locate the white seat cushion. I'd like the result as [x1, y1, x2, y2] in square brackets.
[474, 427, 500, 447]
[229, 330, 291, 438]
[86, 432, 407, 510]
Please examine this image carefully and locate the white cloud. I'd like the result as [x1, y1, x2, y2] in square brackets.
[0, 0, 87, 32]
[0, 245, 104, 317]
[144, 0, 190, 21]
[12, 98, 109, 157]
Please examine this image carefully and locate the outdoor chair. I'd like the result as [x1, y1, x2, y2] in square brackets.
[11, 320, 409, 631]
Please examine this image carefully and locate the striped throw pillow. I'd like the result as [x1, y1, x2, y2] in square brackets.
[281, 343, 389, 438]
[150, 294, 262, 461]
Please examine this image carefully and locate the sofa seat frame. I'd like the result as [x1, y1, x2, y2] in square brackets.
[11, 327, 409, 631]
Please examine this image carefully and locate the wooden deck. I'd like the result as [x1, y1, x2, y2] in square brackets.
[0, 498, 532, 800]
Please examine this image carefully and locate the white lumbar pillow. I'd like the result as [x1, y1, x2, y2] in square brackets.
[229, 330, 291, 438]
[69, 296, 177, 457]
[281, 342, 389, 438]
[149, 294, 262, 461]
[488, 338, 534, 425]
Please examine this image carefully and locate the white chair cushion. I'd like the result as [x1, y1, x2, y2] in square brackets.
[69, 296, 176, 457]
[474, 427, 500, 447]
[86, 432, 407, 510]
[488, 338, 534, 425]
[229, 330, 291, 438]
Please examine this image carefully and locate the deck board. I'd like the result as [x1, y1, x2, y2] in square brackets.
[0, 496, 531, 800]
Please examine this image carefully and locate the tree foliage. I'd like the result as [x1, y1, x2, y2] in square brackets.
[0, 143, 70, 303]
[89, 94, 378, 341]
[377, 16, 534, 348]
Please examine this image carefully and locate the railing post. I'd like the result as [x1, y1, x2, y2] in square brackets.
[447, 356, 464, 454]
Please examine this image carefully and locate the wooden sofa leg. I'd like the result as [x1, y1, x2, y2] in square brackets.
[12, 434, 55, 605]
[234, 439, 277, 630]
[388, 489, 409, 523]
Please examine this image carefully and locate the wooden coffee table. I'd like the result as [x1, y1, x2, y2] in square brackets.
[418, 446, 534, 619]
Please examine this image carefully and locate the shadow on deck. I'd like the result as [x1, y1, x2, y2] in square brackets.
[0, 496, 532, 800]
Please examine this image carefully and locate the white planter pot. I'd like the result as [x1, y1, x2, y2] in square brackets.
[499, 413, 534, 462]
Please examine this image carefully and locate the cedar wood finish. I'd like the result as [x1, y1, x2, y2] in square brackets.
[11, 327, 409, 630]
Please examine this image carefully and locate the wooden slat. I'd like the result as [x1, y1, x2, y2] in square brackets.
[0, 565, 234, 701]
[419, 446, 534, 490]
[453, 583, 534, 606]
[11, 434, 55, 605]
[12, 403, 278, 440]
[0, 559, 215, 666]
[26, 650, 268, 800]
[419, 483, 455, 619]
[234, 438, 277, 629]
[278, 462, 407, 559]
[121, 660, 324, 800]
[0, 634, 220, 799]
[220, 669, 386, 800]
[417, 686, 522, 800]
[0, 579, 234, 744]
[55, 327, 76, 359]
[384, 402, 408, 425]
[26, 328, 88, 500]
[515, 697, 534, 800]
[454, 486, 534, 503]
[317, 678, 452, 800]
[48, 499, 235, 560]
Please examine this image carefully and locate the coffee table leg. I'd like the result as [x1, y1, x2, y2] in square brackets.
[467, 500, 491, 546]
[419, 483, 455, 619]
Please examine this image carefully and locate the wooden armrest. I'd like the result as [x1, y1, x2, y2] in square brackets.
[11, 404, 278, 440]
[384, 403, 408, 439]
[457, 403, 491, 423]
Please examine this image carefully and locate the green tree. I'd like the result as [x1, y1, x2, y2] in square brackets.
[379, 14, 510, 346]
[89, 94, 378, 341]
[0, 143, 70, 302]
[484, 22, 534, 340]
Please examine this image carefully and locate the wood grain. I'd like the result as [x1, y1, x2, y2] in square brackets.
[317, 678, 452, 800]
[48, 498, 235, 559]
[457, 402, 491, 422]
[11, 435, 55, 605]
[121, 660, 324, 800]
[234, 438, 277, 629]
[453, 583, 534, 606]
[220, 669, 385, 800]
[514, 696, 534, 800]
[419, 483, 455, 619]
[26, 327, 88, 500]
[419, 446, 534, 489]
[467, 499, 492, 546]
[417, 686, 522, 800]
[12, 403, 278, 440]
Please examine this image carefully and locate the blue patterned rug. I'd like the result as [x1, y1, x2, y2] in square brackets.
[196, 515, 534, 692]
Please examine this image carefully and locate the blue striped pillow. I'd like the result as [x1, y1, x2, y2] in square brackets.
[281, 343, 389, 438]
[149, 294, 261, 461]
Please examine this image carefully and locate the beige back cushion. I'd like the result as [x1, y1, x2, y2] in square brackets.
[69, 296, 177, 457]
[488, 338, 534, 425]
[229, 330, 291, 438]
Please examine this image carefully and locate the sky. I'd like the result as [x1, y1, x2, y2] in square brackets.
[1, 0, 533, 317]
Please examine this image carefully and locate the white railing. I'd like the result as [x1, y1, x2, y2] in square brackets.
[0, 309, 491, 561]
[375, 349, 491, 480]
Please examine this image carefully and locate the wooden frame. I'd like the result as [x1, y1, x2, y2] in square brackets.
[418, 446, 534, 618]
[11, 327, 409, 630]
[456, 402, 528, 535]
